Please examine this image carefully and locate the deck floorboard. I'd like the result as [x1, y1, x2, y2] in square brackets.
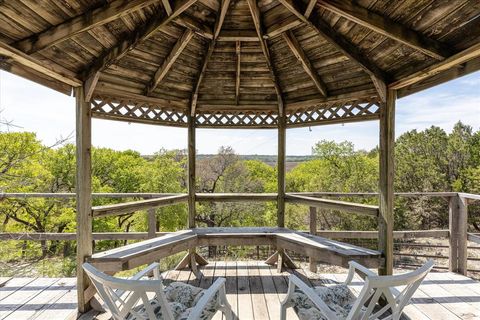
[1, 263, 479, 319]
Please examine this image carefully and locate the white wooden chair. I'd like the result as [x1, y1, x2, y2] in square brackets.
[83, 262, 233, 320]
[281, 260, 434, 320]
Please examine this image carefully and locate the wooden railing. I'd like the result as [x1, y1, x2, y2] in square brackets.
[1, 191, 479, 275]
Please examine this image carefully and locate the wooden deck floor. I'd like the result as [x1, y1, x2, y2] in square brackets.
[1, 261, 480, 319]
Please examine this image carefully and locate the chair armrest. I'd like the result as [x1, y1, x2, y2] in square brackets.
[187, 278, 226, 320]
[345, 261, 377, 285]
[130, 262, 161, 280]
[282, 275, 337, 320]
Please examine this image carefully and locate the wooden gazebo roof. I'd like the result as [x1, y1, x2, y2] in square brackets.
[0, 0, 479, 128]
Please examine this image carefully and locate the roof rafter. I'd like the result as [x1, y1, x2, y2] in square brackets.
[235, 41, 241, 104]
[318, 0, 451, 60]
[14, 0, 159, 54]
[161, 0, 173, 15]
[146, 29, 194, 95]
[277, 0, 388, 102]
[283, 30, 328, 97]
[305, 0, 317, 18]
[0, 41, 81, 87]
[82, 0, 198, 102]
[390, 42, 480, 90]
[246, 0, 285, 116]
[190, 0, 231, 116]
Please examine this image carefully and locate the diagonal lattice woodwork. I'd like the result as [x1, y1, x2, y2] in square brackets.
[196, 111, 278, 128]
[287, 99, 381, 127]
[90, 96, 188, 127]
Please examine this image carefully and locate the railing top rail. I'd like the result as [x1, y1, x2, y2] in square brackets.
[92, 194, 189, 218]
[0, 192, 182, 199]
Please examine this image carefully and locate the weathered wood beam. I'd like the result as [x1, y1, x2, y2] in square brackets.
[146, 29, 194, 95]
[161, 0, 173, 15]
[190, 0, 231, 115]
[84, 73, 100, 102]
[390, 42, 480, 90]
[283, 30, 328, 97]
[195, 193, 278, 202]
[305, 0, 317, 18]
[277, 0, 388, 102]
[187, 114, 196, 228]
[176, 16, 213, 39]
[0, 41, 81, 87]
[285, 194, 379, 216]
[14, 0, 159, 54]
[83, 0, 198, 91]
[318, 0, 451, 60]
[265, 16, 303, 39]
[397, 56, 480, 98]
[278, 115, 286, 227]
[75, 86, 93, 312]
[217, 30, 258, 42]
[378, 89, 395, 276]
[92, 194, 189, 218]
[246, 0, 284, 116]
[214, 0, 232, 39]
[235, 41, 241, 104]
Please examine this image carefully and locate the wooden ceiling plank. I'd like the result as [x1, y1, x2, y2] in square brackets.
[283, 30, 328, 97]
[318, 0, 451, 60]
[0, 41, 81, 87]
[390, 42, 480, 90]
[14, 0, 159, 54]
[236, 41, 241, 104]
[278, 0, 387, 102]
[246, 0, 285, 116]
[191, 0, 231, 116]
[146, 30, 194, 95]
[83, 0, 199, 100]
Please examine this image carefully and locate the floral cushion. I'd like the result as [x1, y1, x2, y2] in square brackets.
[289, 284, 359, 320]
[126, 282, 218, 320]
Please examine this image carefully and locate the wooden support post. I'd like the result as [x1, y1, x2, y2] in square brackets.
[309, 206, 317, 273]
[75, 86, 93, 313]
[277, 115, 286, 228]
[378, 89, 395, 276]
[449, 195, 468, 275]
[187, 114, 196, 229]
[147, 208, 156, 239]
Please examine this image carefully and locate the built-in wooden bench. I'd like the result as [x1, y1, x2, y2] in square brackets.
[276, 231, 383, 268]
[88, 227, 383, 273]
[88, 230, 197, 272]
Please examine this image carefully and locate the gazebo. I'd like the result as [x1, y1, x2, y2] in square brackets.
[1, 0, 479, 315]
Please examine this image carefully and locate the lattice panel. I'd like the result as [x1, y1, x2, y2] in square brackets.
[90, 96, 188, 126]
[196, 111, 278, 128]
[287, 100, 381, 127]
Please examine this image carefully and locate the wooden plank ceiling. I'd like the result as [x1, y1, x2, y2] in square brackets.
[0, 0, 479, 124]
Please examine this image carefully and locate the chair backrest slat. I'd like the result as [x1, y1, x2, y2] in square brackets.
[82, 262, 174, 320]
[347, 260, 434, 320]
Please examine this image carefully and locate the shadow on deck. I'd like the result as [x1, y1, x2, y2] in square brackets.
[1, 261, 480, 319]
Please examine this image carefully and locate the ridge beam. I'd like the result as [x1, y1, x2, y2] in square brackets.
[283, 30, 328, 97]
[246, 0, 285, 116]
[146, 29, 194, 96]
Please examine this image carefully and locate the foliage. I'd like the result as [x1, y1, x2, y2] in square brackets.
[0, 121, 479, 274]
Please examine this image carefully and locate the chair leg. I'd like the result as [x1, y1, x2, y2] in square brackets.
[280, 304, 287, 320]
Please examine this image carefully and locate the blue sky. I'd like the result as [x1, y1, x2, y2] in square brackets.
[0, 70, 479, 155]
